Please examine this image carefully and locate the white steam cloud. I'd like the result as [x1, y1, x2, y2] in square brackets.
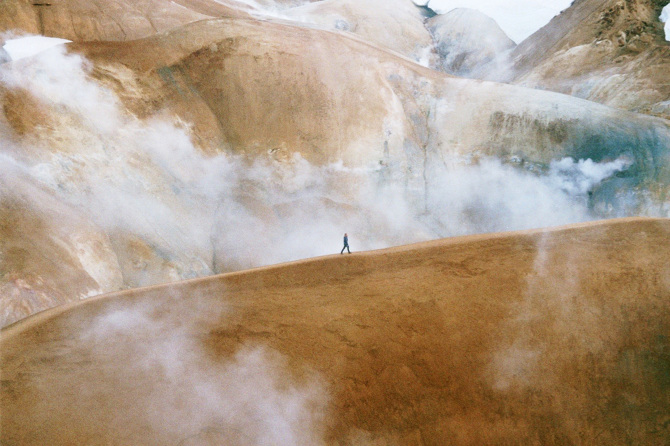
[74, 295, 327, 444]
[217, 0, 309, 19]
[0, 44, 633, 290]
[547, 157, 632, 196]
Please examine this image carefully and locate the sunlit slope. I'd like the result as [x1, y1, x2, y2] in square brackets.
[2, 218, 669, 445]
[2, 11, 670, 328]
[0, 0, 250, 42]
[71, 17, 670, 177]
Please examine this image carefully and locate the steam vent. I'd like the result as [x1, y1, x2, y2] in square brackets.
[2, 1, 670, 445]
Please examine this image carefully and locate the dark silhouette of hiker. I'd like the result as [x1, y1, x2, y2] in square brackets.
[341, 233, 351, 254]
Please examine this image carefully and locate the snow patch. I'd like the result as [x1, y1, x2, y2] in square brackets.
[661, 4, 670, 42]
[2, 35, 71, 61]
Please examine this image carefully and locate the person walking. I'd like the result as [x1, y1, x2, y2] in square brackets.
[341, 233, 351, 254]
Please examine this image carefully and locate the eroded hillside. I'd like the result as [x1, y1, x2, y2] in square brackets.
[1, 1, 670, 327]
[0, 0, 251, 41]
[511, 0, 670, 118]
[1, 2, 669, 444]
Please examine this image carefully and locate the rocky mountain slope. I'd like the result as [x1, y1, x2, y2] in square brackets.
[71, 16, 670, 194]
[0, 165, 123, 326]
[2, 218, 669, 445]
[510, 0, 670, 118]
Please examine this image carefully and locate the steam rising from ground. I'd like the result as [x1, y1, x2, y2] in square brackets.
[74, 295, 327, 444]
[0, 45, 635, 283]
[2, 39, 668, 444]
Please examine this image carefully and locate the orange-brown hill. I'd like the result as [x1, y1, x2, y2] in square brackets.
[2, 217, 670, 445]
[0, 0, 251, 42]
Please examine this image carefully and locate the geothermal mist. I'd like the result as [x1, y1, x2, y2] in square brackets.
[0, 45, 638, 285]
[53, 292, 328, 444]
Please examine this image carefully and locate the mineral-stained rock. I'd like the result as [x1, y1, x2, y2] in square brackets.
[510, 0, 670, 118]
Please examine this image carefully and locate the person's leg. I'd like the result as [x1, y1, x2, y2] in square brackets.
[341, 245, 345, 254]
[347, 245, 351, 253]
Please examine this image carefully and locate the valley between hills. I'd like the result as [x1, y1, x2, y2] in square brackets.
[1, 1, 670, 444]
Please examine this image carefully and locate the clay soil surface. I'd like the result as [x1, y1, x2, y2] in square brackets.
[2, 218, 670, 445]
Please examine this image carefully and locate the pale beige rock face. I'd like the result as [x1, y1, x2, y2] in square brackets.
[0, 0, 251, 41]
[71, 18, 426, 167]
[0, 168, 123, 328]
[1, 5, 670, 327]
[284, 0, 436, 63]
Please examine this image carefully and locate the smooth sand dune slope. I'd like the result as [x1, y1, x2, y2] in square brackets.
[2, 218, 669, 445]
